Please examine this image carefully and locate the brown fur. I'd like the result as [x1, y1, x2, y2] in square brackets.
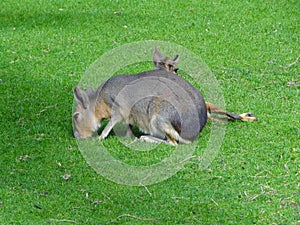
[95, 99, 112, 119]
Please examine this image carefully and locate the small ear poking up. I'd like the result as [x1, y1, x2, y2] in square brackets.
[73, 86, 90, 109]
[173, 54, 179, 64]
[153, 46, 164, 68]
[86, 87, 95, 97]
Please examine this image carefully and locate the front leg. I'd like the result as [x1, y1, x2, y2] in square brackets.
[139, 135, 175, 146]
[99, 116, 121, 140]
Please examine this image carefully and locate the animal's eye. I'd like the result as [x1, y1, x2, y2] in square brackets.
[73, 112, 80, 122]
[159, 62, 165, 68]
[168, 65, 176, 72]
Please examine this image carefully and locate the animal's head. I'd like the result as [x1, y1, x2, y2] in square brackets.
[73, 86, 100, 139]
[153, 47, 179, 74]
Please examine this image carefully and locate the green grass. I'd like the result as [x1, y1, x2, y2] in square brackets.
[1, 0, 299, 224]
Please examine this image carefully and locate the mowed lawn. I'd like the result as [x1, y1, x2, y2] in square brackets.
[0, 0, 299, 224]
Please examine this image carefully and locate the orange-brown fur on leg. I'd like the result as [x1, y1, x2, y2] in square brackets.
[206, 102, 257, 122]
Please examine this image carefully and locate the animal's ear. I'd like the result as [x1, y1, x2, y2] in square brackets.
[153, 46, 164, 68]
[86, 87, 95, 97]
[73, 86, 90, 109]
[173, 54, 179, 64]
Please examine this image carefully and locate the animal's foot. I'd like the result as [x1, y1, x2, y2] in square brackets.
[239, 112, 258, 122]
[139, 135, 172, 145]
[98, 134, 105, 140]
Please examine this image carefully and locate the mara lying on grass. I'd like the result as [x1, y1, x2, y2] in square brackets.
[73, 47, 257, 145]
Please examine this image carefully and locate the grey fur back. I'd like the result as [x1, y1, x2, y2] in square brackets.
[97, 69, 207, 141]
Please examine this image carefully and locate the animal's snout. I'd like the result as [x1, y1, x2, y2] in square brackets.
[73, 131, 86, 140]
[73, 130, 99, 139]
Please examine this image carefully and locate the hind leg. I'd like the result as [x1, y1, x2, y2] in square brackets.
[206, 102, 241, 121]
[150, 116, 191, 145]
[206, 102, 258, 122]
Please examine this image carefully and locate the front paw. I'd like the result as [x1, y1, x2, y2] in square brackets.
[98, 134, 105, 140]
